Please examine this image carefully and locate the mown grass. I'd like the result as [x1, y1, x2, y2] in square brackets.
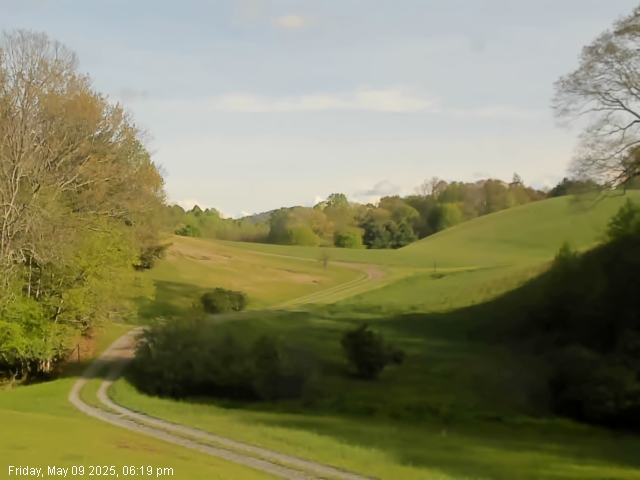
[112, 256, 640, 480]
[0, 321, 275, 480]
[138, 235, 362, 318]
[31, 194, 640, 480]
[117, 195, 640, 479]
[339, 264, 546, 314]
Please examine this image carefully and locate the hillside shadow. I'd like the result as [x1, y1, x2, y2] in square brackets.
[123, 245, 640, 478]
[251, 410, 640, 480]
[137, 280, 210, 320]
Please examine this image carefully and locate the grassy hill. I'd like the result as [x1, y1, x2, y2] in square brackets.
[8, 193, 640, 480]
[104, 193, 640, 480]
[138, 235, 363, 318]
[222, 193, 640, 268]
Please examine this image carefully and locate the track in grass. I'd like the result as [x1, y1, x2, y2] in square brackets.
[70, 258, 387, 479]
[72, 330, 371, 480]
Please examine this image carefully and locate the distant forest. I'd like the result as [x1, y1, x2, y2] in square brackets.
[164, 175, 599, 249]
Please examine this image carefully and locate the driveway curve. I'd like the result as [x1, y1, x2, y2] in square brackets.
[70, 263, 384, 479]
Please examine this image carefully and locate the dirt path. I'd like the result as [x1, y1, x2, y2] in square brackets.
[69, 264, 383, 479]
[69, 332, 311, 478]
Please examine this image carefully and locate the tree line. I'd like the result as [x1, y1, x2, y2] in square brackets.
[0, 31, 165, 380]
[171, 175, 549, 249]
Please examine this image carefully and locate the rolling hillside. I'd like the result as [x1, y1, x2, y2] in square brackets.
[99, 192, 640, 480]
[220, 193, 640, 268]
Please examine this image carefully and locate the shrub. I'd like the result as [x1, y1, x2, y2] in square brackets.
[549, 345, 640, 426]
[607, 198, 640, 240]
[200, 288, 246, 314]
[129, 320, 315, 401]
[341, 324, 405, 379]
[135, 243, 171, 270]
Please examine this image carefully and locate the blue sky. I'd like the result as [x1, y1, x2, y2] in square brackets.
[2, 0, 637, 217]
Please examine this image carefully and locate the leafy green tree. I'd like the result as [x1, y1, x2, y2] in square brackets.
[326, 193, 349, 210]
[334, 230, 364, 249]
[341, 324, 405, 379]
[404, 195, 438, 238]
[482, 180, 514, 214]
[290, 225, 321, 246]
[548, 178, 599, 198]
[378, 196, 420, 225]
[362, 218, 392, 249]
[361, 219, 415, 249]
[0, 30, 162, 379]
[267, 208, 323, 246]
[175, 224, 202, 237]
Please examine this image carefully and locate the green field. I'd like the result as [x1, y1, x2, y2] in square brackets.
[106, 194, 640, 479]
[6, 194, 640, 480]
[221, 193, 640, 268]
[140, 235, 365, 316]
[0, 349, 275, 480]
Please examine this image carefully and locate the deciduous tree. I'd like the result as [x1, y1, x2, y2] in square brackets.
[553, 6, 640, 189]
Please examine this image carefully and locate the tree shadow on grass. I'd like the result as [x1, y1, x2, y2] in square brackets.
[124, 271, 640, 479]
[136, 280, 211, 320]
[217, 308, 640, 477]
[252, 410, 640, 480]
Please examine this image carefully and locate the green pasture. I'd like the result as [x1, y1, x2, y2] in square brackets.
[104, 194, 640, 480]
[110, 306, 640, 480]
[0, 332, 274, 480]
[7, 194, 640, 480]
[221, 193, 640, 268]
[139, 235, 363, 317]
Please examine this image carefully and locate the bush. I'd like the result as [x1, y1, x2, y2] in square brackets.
[341, 324, 405, 379]
[129, 319, 315, 401]
[200, 288, 246, 314]
[549, 345, 640, 427]
[135, 243, 171, 270]
[607, 198, 640, 240]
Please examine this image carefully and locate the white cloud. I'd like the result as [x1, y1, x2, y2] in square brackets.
[449, 105, 545, 120]
[531, 174, 563, 189]
[210, 88, 435, 113]
[270, 14, 311, 30]
[137, 87, 539, 118]
[357, 180, 402, 197]
[472, 171, 491, 179]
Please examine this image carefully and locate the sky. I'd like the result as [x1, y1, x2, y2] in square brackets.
[2, 0, 638, 217]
